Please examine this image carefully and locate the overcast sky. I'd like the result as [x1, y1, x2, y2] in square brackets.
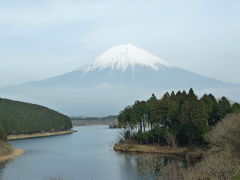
[0, 0, 240, 88]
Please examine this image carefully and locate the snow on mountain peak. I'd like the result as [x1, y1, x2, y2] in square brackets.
[81, 44, 175, 72]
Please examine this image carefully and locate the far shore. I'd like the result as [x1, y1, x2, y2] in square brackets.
[114, 142, 203, 159]
[7, 129, 75, 140]
[72, 119, 117, 126]
[0, 149, 24, 164]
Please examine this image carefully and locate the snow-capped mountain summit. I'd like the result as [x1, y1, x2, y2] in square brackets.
[80, 44, 174, 72]
[0, 44, 239, 116]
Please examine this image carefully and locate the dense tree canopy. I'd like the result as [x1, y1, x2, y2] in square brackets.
[118, 89, 240, 146]
[0, 98, 72, 135]
[0, 123, 7, 141]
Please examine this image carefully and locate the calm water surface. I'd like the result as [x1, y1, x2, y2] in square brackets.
[0, 126, 188, 180]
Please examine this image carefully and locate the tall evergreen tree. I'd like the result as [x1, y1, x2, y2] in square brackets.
[179, 99, 208, 145]
[162, 92, 170, 100]
[201, 94, 218, 125]
[217, 97, 231, 119]
[231, 103, 240, 113]
[147, 94, 159, 130]
[187, 88, 198, 100]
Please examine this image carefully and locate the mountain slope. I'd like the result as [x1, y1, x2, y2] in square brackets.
[2, 44, 237, 89]
[0, 44, 239, 116]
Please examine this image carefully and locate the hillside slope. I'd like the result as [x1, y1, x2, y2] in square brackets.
[0, 98, 72, 135]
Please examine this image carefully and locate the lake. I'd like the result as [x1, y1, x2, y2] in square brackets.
[0, 126, 190, 180]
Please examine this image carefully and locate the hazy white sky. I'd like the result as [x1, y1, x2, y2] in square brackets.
[0, 0, 240, 87]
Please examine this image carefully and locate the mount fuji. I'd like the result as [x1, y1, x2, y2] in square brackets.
[0, 44, 239, 116]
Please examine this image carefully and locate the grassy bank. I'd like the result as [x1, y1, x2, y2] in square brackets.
[7, 129, 75, 140]
[114, 142, 203, 159]
[0, 149, 24, 163]
[0, 141, 24, 163]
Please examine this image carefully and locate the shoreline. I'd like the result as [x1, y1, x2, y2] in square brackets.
[7, 129, 75, 140]
[0, 149, 24, 164]
[114, 142, 203, 159]
[72, 120, 117, 126]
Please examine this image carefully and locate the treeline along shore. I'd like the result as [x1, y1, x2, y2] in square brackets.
[114, 89, 240, 179]
[0, 97, 73, 162]
[71, 116, 117, 126]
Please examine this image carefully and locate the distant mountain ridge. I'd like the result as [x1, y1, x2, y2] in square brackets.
[0, 44, 239, 116]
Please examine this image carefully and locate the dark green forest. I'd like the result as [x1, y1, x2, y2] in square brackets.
[0, 98, 72, 135]
[118, 89, 240, 146]
[0, 123, 7, 141]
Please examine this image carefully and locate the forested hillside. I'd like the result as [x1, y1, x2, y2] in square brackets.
[0, 98, 72, 135]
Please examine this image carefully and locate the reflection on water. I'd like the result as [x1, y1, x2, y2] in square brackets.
[0, 126, 195, 180]
[123, 153, 196, 180]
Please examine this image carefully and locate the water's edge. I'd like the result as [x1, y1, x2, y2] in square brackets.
[7, 129, 75, 140]
[0, 149, 24, 164]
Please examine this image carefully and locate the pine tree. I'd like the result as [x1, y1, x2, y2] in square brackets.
[170, 91, 175, 98]
[231, 103, 240, 113]
[201, 94, 218, 125]
[147, 94, 159, 130]
[187, 88, 198, 100]
[149, 93, 157, 101]
[179, 99, 208, 145]
[118, 106, 134, 128]
[162, 92, 170, 99]
[217, 97, 231, 119]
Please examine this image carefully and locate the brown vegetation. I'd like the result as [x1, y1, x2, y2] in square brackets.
[0, 141, 24, 163]
[192, 112, 240, 179]
[7, 129, 75, 140]
[156, 112, 240, 179]
[114, 142, 203, 159]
